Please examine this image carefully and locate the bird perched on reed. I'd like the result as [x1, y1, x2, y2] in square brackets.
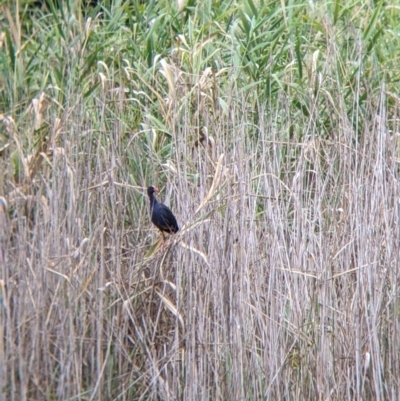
[147, 186, 179, 240]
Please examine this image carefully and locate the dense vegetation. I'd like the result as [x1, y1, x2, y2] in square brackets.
[1, 0, 400, 399]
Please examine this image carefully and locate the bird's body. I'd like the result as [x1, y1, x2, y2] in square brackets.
[147, 186, 179, 235]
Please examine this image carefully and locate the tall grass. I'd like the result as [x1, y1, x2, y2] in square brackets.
[1, 0, 400, 399]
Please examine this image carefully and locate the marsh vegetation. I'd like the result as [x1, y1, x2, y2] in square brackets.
[1, 0, 400, 399]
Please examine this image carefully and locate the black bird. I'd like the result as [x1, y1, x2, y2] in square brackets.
[147, 186, 179, 239]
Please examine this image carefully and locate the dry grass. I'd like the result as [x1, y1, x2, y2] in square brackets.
[1, 0, 400, 400]
[3, 78, 400, 401]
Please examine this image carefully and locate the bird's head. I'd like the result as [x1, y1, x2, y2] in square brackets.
[147, 186, 159, 196]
